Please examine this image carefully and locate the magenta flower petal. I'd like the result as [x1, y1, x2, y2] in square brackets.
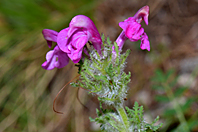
[67, 32, 90, 63]
[42, 50, 55, 70]
[57, 28, 70, 53]
[119, 17, 135, 30]
[42, 29, 58, 48]
[140, 33, 150, 51]
[57, 28, 89, 63]
[129, 27, 144, 41]
[68, 15, 102, 53]
[134, 5, 149, 25]
[56, 15, 102, 63]
[125, 22, 143, 41]
[42, 46, 69, 70]
[67, 48, 83, 63]
[72, 31, 90, 50]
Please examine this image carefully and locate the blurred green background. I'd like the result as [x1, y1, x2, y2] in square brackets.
[0, 0, 198, 132]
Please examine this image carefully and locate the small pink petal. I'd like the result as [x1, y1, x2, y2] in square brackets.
[57, 28, 70, 53]
[134, 5, 149, 25]
[72, 32, 89, 50]
[140, 33, 150, 51]
[42, 29, 58, 48]
[67, 48, 83, 63]
[42, 46, 69, 70]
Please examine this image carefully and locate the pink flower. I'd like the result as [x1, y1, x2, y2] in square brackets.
[42, 46, 69, 70]
[42, 15, 102, 70]
[57, 15, 102, 63]
[42, 29, 69, 70]
[116, 6, 150, 51]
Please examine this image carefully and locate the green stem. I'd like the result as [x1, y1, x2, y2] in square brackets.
[162, 83, 190, 132]
[116, 105, 129, 132]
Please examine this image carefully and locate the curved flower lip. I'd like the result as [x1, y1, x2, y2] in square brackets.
[68, 15, 97, 37]
[134, 5, 149, 25]
[42, 29, 58, 48]
[67, 15, 102, 53]
[42, 46, 69, 70]
[57, 28, 91, 63]
[57, 27, 90, 51]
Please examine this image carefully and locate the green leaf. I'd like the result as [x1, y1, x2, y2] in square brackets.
[89, 117, 95, 122]
[165, 69, 175, 80]
[153, 69, 166, 83]
[106, 37, 112, 44]
[155, 95, 169, 102]
[174, 87, 187, 97]
[145, 116, 163, 131]
[96, 108, 101, 116]
[114, 42, 120, 64]
[70, 82, 79, 87]
[94, 75, 108, 82]
[188, 119, 198, 130]
[101, 33, 105, 43]
[181, 98, 195, 112]
[152, 85, 164, 90]
[163, 108, 176, 116]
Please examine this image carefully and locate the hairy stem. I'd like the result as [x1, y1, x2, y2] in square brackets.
[116, 105, 129, 132]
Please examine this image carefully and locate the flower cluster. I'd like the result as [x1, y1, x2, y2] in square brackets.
[41, 6, 163, 132]
[42, 6, 150, 70]
[42, 15, 102, 70]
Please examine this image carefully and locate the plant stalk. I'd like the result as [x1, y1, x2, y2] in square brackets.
[116, 105, 129, 132]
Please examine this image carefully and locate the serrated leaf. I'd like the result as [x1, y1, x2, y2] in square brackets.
[106, 37, 112, 44]
[96, 108, 101, 116]
[146, 123, 163, 131]
[70, 82, 78, 87]
[101, 33, 105, 43]
[94, 75, 108, 82]
[152, 116, 160, 125]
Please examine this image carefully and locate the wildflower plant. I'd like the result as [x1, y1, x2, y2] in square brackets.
[42, 6, 162, 132]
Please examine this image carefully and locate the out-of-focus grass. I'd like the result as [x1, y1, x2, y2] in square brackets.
[0, 0, 100, 131]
